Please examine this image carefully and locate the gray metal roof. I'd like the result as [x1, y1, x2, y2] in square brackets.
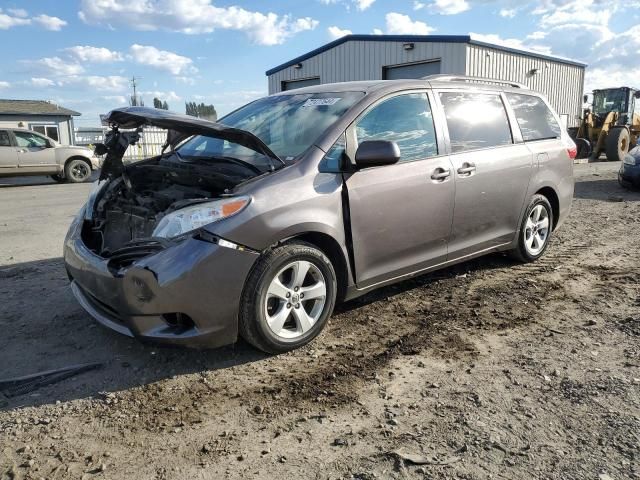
[0, 99, 81, 116]
[266, 34, 587, 76]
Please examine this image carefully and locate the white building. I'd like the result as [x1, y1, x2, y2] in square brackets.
[0, 99, 80, 145]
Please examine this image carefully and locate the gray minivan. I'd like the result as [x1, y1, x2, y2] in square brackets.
[64, 75, 575, 353]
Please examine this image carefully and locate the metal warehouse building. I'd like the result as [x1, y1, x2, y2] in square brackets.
[266, 34, 586, 127]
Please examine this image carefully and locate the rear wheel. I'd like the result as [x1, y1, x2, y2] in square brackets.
[575, 138, 592, 159]
[64, 159, 91, 183]
[606, 128, 630, 162]
[239, 241, 337, 354]
[510, 194, 553, 263]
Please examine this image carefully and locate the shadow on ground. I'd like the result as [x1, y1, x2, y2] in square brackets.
[0, 251, 514, 411]
[574, 177, 640, 201]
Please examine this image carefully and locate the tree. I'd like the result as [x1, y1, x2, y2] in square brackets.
[162, 100, 169, 110]
[129, 95, 144, 107]
[153, 97, 162, 109]
[185, 101, 217, 121]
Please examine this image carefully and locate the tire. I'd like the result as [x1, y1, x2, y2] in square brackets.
[509, 194, 554, 263]
[64, 159, 91, 183]
[605, 128, 630, 162]
[50, 174, 65, 183]
[575, 138, 592, 159]
[239, 241, 337, 354]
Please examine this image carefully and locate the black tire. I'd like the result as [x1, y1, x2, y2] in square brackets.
[239, 241, 337, 354]
[50, 174, 65, 183]
[64, 158, 91, 183]
[605, 128, 630, 162]
[575, 138, 592, 159]
[509, 194, 554, 263]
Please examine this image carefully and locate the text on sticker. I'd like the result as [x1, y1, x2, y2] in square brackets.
[302, 98, 341, 107]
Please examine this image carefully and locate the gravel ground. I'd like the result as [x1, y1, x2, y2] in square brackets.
[0, 162, 638, 480]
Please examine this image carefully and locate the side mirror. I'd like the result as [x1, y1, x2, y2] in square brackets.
[634, 91, 640, 99]
[354, 140, 400, 169]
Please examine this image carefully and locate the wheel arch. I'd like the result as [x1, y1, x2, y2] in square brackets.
[279, 231, 350, 303]
[535, 186, 560, 230]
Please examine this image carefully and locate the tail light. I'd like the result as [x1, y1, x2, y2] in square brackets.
[564, 137, 577, 160]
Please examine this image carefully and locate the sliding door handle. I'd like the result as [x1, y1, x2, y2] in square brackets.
[430, 167, 451, 181]
[457, 163, 476, 176]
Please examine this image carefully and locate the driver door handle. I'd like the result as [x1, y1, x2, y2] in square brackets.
[430, 167, 451, 181]
[457, 162, 476, 176]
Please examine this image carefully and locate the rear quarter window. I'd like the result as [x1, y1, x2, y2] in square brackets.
[506, 93, 561, 142]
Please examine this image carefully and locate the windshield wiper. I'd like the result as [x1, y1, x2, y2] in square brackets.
[180, 155, 264, 175]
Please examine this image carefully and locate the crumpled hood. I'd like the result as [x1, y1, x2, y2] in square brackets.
[102, 106, 281, 164]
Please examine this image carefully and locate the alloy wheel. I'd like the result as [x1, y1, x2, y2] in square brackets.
[524, 204, 550, 256]
[71, 162, 90, 181]
[264, 260, 327, 340]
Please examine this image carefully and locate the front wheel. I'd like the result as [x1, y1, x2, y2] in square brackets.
[509, 194, 554, 263]
[239, 241, 337, 354]
[606, 128, 630, 162]
[64, 159, 91, 183]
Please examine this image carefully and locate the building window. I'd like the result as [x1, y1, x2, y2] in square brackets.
[31, 125, 59, 142]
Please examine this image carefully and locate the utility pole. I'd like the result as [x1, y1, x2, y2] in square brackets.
[129, 76, 143, 106]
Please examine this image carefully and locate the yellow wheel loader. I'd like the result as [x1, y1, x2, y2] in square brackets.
[574, 87, 640, 161]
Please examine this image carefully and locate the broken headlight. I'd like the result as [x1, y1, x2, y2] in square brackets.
[152, 196, 251, 239]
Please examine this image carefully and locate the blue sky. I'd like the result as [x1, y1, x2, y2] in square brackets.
[1, 0, 638, 126]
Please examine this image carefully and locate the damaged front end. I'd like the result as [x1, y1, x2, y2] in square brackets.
[81, 107, 281, 263]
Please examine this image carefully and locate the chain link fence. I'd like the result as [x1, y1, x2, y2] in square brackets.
[75, 127, 167, 163]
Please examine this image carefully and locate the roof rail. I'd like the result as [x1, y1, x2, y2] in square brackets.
[422, 74, 528, 89]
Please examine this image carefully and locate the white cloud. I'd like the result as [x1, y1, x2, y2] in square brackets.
[0, 9, 31, 29]
[102, 95, 128, 105]
[385, 12, 435, 35]
[26, 57, 85, 76]
[413, 1, 426, 10]
[470, 32, 552, 55]
[354, 0, 375, 10]
[0, 81, 10, 89]
[526, 31, 547, 40]
[428, 0, 470, 15]
[64, 46, 124, 63]
[140, 90, 182, 102]
[499, 8, 516, 18]
[372, 28, 383, 35]
[78, 0, 318, 46]
[61, 75, 129, 92]
[7, 8, 28, 17]
[33, 14, 67, 31]
[30, 77, 56, 87]
[328, 25, 352, 39]
[129, 44, 197, 76]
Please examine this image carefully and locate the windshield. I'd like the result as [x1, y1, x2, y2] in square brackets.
[177, 91, 364, 167]
[593, 89, 628, 115]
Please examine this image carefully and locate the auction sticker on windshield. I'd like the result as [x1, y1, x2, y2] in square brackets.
[302, 98, 341, 107]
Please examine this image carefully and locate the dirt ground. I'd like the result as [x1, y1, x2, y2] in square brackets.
[0, 163, 638, 480]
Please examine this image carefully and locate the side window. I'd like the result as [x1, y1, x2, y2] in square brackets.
[506, 93, 561, 141]
[14, 131, 48, 148]
[355, 93, 438, 163]
[0, 130, 11, 147]
[319, 133, 346, 173]
[439, 92, 513, 153]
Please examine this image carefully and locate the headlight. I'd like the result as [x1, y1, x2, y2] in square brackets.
[84, 179, 108, 220]
[152, 196, 251, 239]
[623, 154, 639, 166]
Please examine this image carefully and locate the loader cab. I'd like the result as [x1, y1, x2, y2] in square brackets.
[592, 87, 637, 125]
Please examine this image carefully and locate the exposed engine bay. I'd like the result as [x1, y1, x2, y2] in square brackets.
[82, 154, 254, 256]
[80, 107, 282, 258]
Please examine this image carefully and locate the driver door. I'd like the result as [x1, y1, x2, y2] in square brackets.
[13, 130, 58, 174]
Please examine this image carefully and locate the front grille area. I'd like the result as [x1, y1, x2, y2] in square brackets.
[106, 239, 166, 272]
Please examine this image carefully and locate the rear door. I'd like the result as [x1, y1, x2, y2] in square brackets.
[0, 129, 19, 174]
[344, 91, 455, 288]
[13, 130, 58, 174]
[436, 90, 533, 259]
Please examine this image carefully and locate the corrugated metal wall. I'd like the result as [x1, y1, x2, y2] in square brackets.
[267, 40, 585, 128]
[465, 44, 584, 127]
[268, 40, 467, 94]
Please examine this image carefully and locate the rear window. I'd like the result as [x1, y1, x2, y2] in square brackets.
[439, 92, 513, 153]
[0, 130, 10, 147]
[506, 93, 561, 142]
